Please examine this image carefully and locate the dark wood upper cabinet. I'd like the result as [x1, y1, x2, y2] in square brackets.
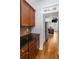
[20, 0, 35, 26]
[30, 7, 35, 26]
[21, 0, 30, 26]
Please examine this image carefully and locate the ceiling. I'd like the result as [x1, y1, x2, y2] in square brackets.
[27, 0, 59, 18]
[40, 0, 58, 6]
[27, 0, 58, 5]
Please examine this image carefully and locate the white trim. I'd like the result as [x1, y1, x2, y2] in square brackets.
[42, 2, 59, 8]
[42, 2, 59, 14]
[39, 47, 43, 50]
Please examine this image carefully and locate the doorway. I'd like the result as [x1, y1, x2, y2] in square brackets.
[45, 22, 48, 41]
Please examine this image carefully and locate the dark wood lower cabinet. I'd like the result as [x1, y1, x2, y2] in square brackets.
[29, 38, 39, 59]
[20, 44, 28, 59]
[21, 53, 28, 59]
[20, 35, 39, 59]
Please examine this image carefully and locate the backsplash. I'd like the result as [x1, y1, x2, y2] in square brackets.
[20, 27, 31, 36]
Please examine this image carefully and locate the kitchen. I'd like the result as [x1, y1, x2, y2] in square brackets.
[20, 0, 59, 59]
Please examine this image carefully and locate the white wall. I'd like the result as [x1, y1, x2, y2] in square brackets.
[26, 0, 36, 9]
[27, 0, 45, 50]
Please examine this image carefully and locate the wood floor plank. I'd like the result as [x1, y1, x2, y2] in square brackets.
[35, 32, 58, 59]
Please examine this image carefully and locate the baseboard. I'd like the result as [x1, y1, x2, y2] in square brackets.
[39, 47, 43, 50]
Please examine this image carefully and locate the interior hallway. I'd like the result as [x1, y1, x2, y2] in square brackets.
[35, 32, 58, 59]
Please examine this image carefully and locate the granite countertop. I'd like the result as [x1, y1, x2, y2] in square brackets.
[30, 33, 40, 38]
[20, 33, 39, 39]
[20, 33, 40, 48]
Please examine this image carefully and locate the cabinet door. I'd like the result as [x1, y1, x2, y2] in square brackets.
[29, 39, 35, 59]
[34, 39, 38, 55]
[30, 7, 35, 26]
[29, 48, 35, 59]
[21, 0, 30, 26]
[21, 53, 28, 59]
[20, 44, 29, 59]
[36, 36, 39, 50]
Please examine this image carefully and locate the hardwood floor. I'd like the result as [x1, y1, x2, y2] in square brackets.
[35, 32, 58, 59]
